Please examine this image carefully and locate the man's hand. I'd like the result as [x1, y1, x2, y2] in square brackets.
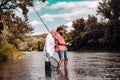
[66, 42, 72, 46]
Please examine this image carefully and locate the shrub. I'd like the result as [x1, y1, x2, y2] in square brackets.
[0, 43, 23, 58]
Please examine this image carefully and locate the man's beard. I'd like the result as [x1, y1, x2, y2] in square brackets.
[59, 32, 63, 36]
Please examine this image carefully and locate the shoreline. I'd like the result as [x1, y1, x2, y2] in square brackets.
[0, 53, 25, 61]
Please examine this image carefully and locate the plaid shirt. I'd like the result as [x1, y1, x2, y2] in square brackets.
[54, 32, 67, 52]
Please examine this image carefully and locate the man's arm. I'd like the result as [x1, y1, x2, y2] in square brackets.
[45, 36, 51, 54]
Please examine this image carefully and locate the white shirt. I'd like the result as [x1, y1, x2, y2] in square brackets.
[43, 33, 55, 61]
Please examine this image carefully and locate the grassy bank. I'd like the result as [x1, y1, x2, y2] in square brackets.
[0, 43, 24, 61]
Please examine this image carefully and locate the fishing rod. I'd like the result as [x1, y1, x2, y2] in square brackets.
[32, 5, 79, 44]
[32, 6, 50, 33]
[32, 5, 59, 68]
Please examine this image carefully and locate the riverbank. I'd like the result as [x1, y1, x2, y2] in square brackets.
[0, 43, 25, 61]
[0, 52, 24, 61]
[71, 48, 120, 53]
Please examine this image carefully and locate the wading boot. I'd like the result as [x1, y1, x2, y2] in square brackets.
[45, 61, 51, 72]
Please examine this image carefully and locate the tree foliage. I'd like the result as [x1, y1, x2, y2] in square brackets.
[68, 0, 120, 51]
[97, 0, 120, 50]
[69, 16, 104, 50]
[0, 0, 46, 57]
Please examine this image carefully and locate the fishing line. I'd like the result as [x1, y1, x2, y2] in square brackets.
[32, 6, 50, 33]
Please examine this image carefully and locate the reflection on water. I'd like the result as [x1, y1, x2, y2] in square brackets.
[0, 52, 120, 80]
[57, 67, 69, 80]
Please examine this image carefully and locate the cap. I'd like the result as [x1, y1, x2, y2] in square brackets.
[57, 27, 63, 31]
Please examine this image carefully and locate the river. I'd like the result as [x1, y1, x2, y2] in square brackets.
[0, 51, 120, 80]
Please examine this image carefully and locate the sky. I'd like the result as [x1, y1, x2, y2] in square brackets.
[16, 0, 100, 35]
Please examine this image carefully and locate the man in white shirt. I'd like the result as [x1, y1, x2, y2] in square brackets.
[43, 30, 56, 72]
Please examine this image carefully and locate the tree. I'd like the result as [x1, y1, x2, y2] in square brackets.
[39, 33, 48, 50]
[70, 18, 85, 50]
[65, 0, 120, 51]
[0, 22, 3, 34]
[0, 0, 46, 47]
[85, 15, 105, 50]
[97, 0, 120, 50]
[0, 0, 33, 21]
[59, 25, 68, 35]
[0, 0, 46, 57]
[69, 15, 105, 51]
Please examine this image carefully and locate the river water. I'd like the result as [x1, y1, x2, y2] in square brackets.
[0, 51, 120, 80]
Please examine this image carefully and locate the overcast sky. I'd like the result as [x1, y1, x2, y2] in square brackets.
[16, 0, 100, 35]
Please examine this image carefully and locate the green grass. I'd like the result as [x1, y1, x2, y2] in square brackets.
[0, 43, 24, 59]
